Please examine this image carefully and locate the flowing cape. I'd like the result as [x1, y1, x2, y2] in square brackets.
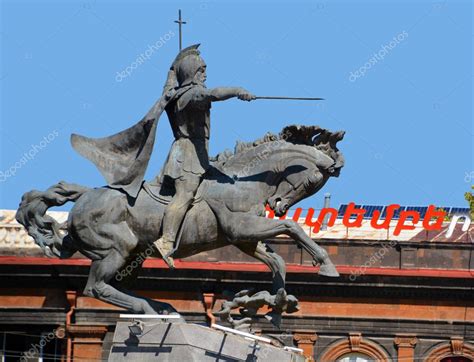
[70, 45, 202, 199]
[71, 98, 166, 199]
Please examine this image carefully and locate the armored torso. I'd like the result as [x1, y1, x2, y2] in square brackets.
[162, 85, 211, 178]
[165, 85, 211, 140]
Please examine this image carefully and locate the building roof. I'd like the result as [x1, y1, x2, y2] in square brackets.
[0, 209, 472, 279]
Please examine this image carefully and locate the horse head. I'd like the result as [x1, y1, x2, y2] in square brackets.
[266, 125, 345, 216]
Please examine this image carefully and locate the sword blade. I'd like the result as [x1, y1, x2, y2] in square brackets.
[255, 96, 325, 101]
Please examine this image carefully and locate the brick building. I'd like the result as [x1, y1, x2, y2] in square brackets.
[0, 207, 472, 361]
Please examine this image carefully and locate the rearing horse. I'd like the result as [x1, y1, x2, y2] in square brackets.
[16, 125, 344, 316]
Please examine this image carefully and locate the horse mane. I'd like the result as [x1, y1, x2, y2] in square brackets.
[211, 124, 343, 165]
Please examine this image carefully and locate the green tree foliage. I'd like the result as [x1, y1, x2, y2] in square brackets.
[465, 185, 474, 220]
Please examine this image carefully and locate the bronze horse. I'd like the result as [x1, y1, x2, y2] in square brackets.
[16, 125, 344, 317]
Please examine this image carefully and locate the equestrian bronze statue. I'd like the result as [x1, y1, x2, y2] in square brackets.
[16, 44, 345, 323]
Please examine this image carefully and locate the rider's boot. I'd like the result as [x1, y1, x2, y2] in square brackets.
[153, 236, 175, 269]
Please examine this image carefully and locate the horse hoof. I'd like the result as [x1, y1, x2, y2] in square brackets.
[318, 261, 340, 277]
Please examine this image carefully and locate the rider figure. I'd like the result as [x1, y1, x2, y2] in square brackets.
[154, 47, 255, 268]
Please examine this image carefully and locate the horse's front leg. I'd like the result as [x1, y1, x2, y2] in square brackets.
[237, 241, 286, 293]
[211, 204, 338, 277]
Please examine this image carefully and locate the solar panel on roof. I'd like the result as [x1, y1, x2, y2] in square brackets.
[337, 204, 363, 218]
[350, 205, 362, 219]
[336, 204, 468, 220]
[362, 205, 384, 219]
[436, 206, 451, 215]
[449, 207, 470, 216]
[405, 206, 428, 219]
[338, 204, 348, 217]
[381, 206, 405, 220]
[393, 207, 404, 219]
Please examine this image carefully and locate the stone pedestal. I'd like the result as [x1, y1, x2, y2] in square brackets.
[108, 321, 304, 362]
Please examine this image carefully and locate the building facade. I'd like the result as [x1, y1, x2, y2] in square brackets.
[0, 208, 472, 361]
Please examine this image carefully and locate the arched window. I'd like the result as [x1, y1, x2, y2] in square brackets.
[337, 352, 373, 362]
[320, 336, 390, 362]
[425, 340, 474, 361]
[440, 357, 472, 362]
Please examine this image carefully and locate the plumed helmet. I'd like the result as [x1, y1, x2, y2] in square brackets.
[171, 44, 206, 86]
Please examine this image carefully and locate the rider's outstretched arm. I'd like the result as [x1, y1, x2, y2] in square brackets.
[209, 87, 256, 102]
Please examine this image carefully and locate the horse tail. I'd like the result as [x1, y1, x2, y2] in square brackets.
[16, 181, 90, 259]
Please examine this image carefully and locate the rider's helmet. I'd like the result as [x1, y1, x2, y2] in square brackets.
[172, 44, 206, 87]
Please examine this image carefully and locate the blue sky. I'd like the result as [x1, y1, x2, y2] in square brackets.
[1, 0, 472, 211]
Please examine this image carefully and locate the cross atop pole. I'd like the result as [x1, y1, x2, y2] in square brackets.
[174, 9, 187, 51]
